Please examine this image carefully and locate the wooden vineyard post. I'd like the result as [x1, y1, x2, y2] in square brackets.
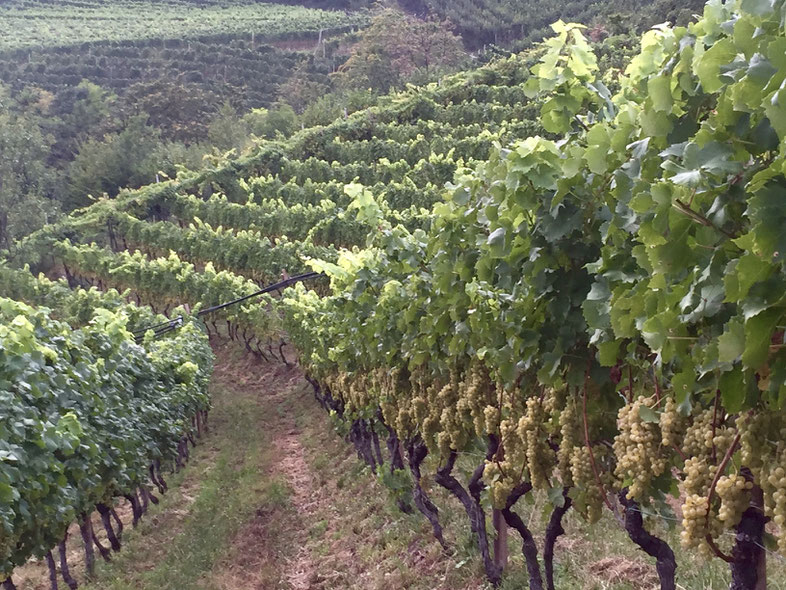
[493, 508, 509, 569]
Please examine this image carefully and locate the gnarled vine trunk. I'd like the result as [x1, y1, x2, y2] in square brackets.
[349, 419, 378, 470]
[46, 550, 59, 590]
[379, 412, 413, 514]
[435, 449, 501, 586]
[407, 439, 449, 550]
[730, 477, 766, 590]
[96, 503, 121, 552]
[544, 487, 572, 590]
[59, 537, 78, 590]
[79, 513, 97, 577]
[619, 493, 676, 590]
[502, 482, 543, 590]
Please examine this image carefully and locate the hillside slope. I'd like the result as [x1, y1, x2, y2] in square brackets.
[5, 1, 786, 588]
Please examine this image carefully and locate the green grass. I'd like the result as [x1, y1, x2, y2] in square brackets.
[81, 384, 288, 590]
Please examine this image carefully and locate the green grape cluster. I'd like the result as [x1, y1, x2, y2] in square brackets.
[412, 396, 429, 425]
[519, 397, 554, 489]
[464, 363, 496, 437]
[437, 430, 453, 457]
[570, 445, 604, 523]
[348, 375, 372, 412]
[683, 456, 712, 496]
[762, 447, 786, 554]
[613, 396, 666, 501]
[484, 404, 501, 435]
[373, 367, 415, 440]
[681, 409, 735, 461]
[491, 412, 532, 509]
[485, 460, 516, 509]
[502, 416, 528, 472]
[682, 409, 715, 456]
[544, 387, 567, 417]
[716, 473, 752, 528]
[395, 405, 415, 439]
[680, 494, 713, 553]
[482, 383, 530, 510]
[712, 427, 737, 460]
[679, 415, 754, 553]
[557, 397, 579, 486]
[437, 371, 472, 452]
[738, 411, 777, 483]
[679, 449, 748, 554]
[659, 396, 685, 449]
[421, 382, 443, 455]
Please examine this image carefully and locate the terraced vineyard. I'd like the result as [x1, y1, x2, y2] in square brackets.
[0, 0, 368, 137]
[0, 0, 367, 51]
[3, 1, 786, 589]
[0, 40, 333, 113]
[404, 0, 707, 47]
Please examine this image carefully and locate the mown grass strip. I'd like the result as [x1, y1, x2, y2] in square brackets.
[83, 385, 287, 590]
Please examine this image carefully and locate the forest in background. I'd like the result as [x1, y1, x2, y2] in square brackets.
[0, 0, 705, 250]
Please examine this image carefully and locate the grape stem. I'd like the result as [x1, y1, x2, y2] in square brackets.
[711, 391, 720, 463]
[687, 187, 697, 208]
[705, 534, 734, 564]
[703, 431, 741, 563]
[652, 367, 661, 403]
[582, 367, 616, 517]
[671, 444, 688, 462]
[673, 199, 737, 240]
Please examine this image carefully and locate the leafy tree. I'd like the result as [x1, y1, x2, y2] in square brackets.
[122, 79, 220, 143]
[278, 61, 332, 114]
[334, 9, 466, 92]
[207, 102, 248, 151]
[242, 103, 298, 140]
[67, 114, 162, 208]
[49, 80, 118, 164]
[65, 80, 115, 135]
[255, 102, 297, 139]
[300, 88, 378, 128]
[0, 86, 57, 249]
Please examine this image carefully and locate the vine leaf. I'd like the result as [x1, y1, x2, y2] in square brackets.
[742, 308, 781, 368]
[719, 368, 745, 413]
[718, 319, 745, 363]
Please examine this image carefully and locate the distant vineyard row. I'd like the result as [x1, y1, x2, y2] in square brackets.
[0, 0, 369, 51]
[0, 38, 330, 114]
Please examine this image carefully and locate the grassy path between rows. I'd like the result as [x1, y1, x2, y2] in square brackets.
[81, 346, 294, 590]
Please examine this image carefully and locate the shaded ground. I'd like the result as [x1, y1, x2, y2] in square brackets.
[16, 342, 786, 590]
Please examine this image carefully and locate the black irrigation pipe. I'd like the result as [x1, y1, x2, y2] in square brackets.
[196, 271, 322, 317]
[132, 317, 181, 334]
[134, 319, 182, 343]
[132, 271, 323, 342]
